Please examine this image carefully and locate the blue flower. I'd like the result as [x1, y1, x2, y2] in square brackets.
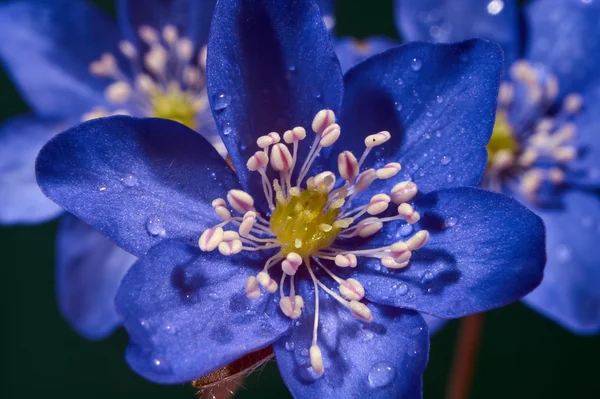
[395, 0, 600, 334]
[0, 0, 218, 339]
[36, 0, 545, 396]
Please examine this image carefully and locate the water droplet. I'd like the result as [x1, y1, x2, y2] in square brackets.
[435, 130, 442, 138]
[288, 63, 296, 72]
[411, 327, 424, 336]
[363, 331, 375, 341]
[446, 216, 457, 227]
[151, 357, 169, 373]
[212, 91, 230, 111]
[146, 216, 166, 237]
[208, 292, 218, 300]
[399, 224, 413, 236]
[436, 95, 444, 103]
[395, 101, 403, 111]
[300, 348, 309, 357]
[164, 324, 177, 334]
[285, 341, 295, 351]
[446, 173, 455, 183]
[440, 155, 452, 165]
[396, 283, 408, 296]
[487, 0, 505, 15]
[368, 361, 396, 388]
[98, 185, 107, 192]
[407, 341, 419, 357]
[120, 174, 139, 187]
[426, 111, 433, 117]
[410, 58, 422, 71]
[422, 271, 434, 282]
[311, 86, 322, 99]
[222, 122, 232, 136]
[396, 77, 404, 86]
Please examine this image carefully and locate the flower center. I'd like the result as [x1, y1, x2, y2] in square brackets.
[199, 109, 429, 375]
[83, 24, 208, 130]
[483, 60, 583, 202]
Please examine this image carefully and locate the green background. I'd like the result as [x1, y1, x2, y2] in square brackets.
[1, 0, 598, 398]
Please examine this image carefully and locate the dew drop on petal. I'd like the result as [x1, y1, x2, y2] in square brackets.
[422, 271, 434, 282]
[285, 341, 295, 351]
[146, 216, 166, 236]
[436, 95, 444, 103]
[396, 283, 409, 296]
[556, 244, 572, 263]
[410, 58, 423, 71]
[395, 101, 403, 111]
[446, 216, 457, 227]
[440, 155, 452, 165]
[151, 357, 170, 373]
[446, 173, 455, 183]
[222, 122, 233, 136]
[212, 91, 230, 111]
[120, 174, 139, 187]
[407, 341, 419, 357]
[368, 361, 396, 388]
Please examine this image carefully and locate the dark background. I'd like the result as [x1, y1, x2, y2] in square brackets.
[0, 0, 598, 398]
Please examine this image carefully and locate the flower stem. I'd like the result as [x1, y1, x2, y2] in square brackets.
[445, 313, 485, 399]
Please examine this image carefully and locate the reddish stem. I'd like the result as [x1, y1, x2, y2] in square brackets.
[446, 313, 485, 399]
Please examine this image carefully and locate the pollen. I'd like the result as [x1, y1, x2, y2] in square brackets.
[151, 83, 201, 130]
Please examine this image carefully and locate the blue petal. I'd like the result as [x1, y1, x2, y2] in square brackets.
[0, 115, 65, 224]
[36, 116, 238, 257]
[523, 190, 600, 334]
[525, 0, 600, 98]
[338, 40, 502, 195]
[349, 187, 546, 318]
[116, 240, 290, 383]
[273, 279, 428, 399]
[335, 37, 399, 73]
[206, 0, 343, 203]
[0, 0, 120, 118]
[395, 0, 520, 65]
[117, 0, 216, 48]
[56, 213, 136, 340]
[421, 314, 448, 334]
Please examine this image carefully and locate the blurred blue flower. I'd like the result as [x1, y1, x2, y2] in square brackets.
[0, 0, 218, 339]
[394, 0, 600, 334]
[36, 0, 546, 395]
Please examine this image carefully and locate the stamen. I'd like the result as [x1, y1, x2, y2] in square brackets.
[281, 252, 303, 275]
[337, 151, 359, 182]
[226, 189, 255, 214]
[245, 276, 261, 299]
[199, 226, 224, 251]
[390, 181, 418, 204]
[257, 271, 278, 293]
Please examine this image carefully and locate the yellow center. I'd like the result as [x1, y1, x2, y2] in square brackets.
[270, 188, 341, 258]
[486, 111, 519, 167]
[151, 83, 198, 130]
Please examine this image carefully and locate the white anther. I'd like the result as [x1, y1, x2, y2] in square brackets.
[398, 203, 420, 224]
[247, 151, 269, 171]
[119, 40, 137, 58]
[364, 131, 391, 148]
[280, 295, 304, 319]
[199, 45, 208, 70]
[162, 24, 178, 45]
[139, 25, 159, 44]
[335, 253, 358, 268]
[218, 239, 242, 255]
[227, 189, 255, 214]
[381, 256, 410, 269]
[333, 218, 354, 229]
[81, 107, 109, 122]
[183, 66, 201, 86]
[238, 211, 256, 237]
[310, 345, 325, 374]
[339, 278, 365, 301]
[144, 45, 168, 74]
[492, 150, 516, 170]
[198, 227, 224, 251]
[270, 143, 293, 171]
[554, 146, 577, 163]
[546, 75, 559, 100]
[391, 181, 418, 204]
[319, 224, 332, 232]
[257, 271, 278, 293]
[312, 171, 336, 192]
[349, 300, 373, 323]
[222, 231, 240, 241]
[319, 123, 341, 147]
[257, 132, 280, 148]
[548, 168, 565, 184]
[312, 109, 336, 135]
[135, 74, 155, 93]
[498, 82, 514, 104]
[284, 126, 307, 143]
[390, 241, 409, 258]
[367, 194, 391, 215]
[376, 162, 401, 179]
[104, 81, 131, 104]
[521, 169, 544, 195]
[89, 53, 116, 76]
[355, 218, 383, 238]
[564, 93, 583, 114]
[176, 38, 194, 60]
[354, 169, 378, 193]
[281, 252, 303, 276]
[245, 276, 261, 299]
[211, 198, 232, 221]
[406, 230, 429, 251]
[337, 151, 359, 181]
